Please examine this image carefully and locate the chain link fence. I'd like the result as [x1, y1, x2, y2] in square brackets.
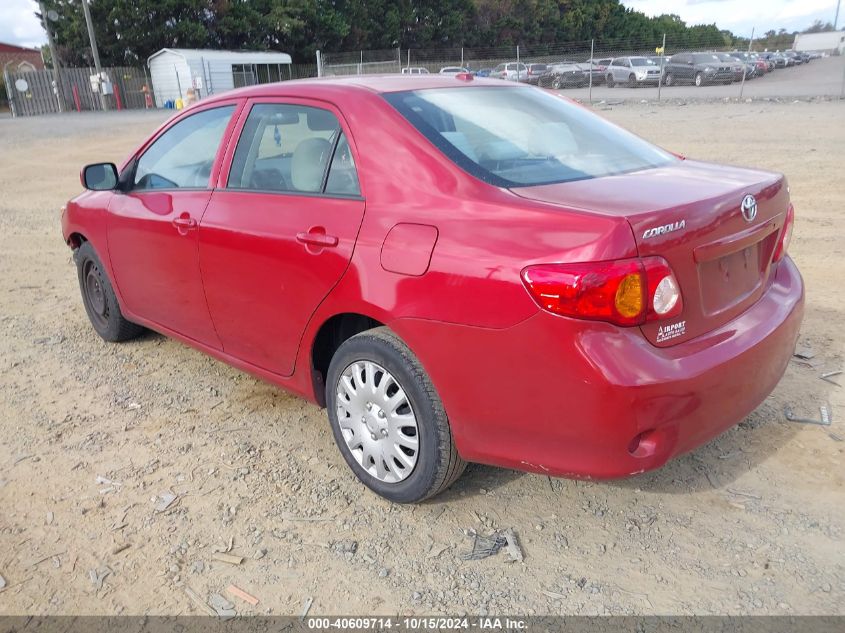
[319, 36, 845, 102]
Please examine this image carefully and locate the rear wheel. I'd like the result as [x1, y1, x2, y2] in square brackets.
[664, 73, 674, 86]
[326, 327, 466, 503]
[552, 76, 562, 90]
[606, 74, 615, 87]
[628, 73, 637, 87]
[75, 241, 144, 342]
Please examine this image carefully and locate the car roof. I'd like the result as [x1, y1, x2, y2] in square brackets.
[201, 74, 516, 104]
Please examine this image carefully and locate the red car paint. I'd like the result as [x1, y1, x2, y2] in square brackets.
[62, 75, 803, 479]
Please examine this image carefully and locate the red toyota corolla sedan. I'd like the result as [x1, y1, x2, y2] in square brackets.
[62, 75, 803, 503]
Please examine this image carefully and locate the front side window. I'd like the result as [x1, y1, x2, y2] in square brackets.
[133, 106, 235, 190]
[228, 103, 359, 196]
[385, 86, 675, 187]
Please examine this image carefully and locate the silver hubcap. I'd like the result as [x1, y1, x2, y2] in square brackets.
[335, 361, 419, 483]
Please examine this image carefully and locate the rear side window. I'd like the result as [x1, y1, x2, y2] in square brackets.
[133, 106, 234, 190]
[385, 86, 674, 187]
[228, 103, 359, 196]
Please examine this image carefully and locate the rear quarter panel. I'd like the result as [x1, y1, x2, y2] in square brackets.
[296, 89, 638, 395]
[302, 89, 638, 329]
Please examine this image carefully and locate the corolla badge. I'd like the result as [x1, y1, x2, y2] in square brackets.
[741, 194, 758, 222]
[642, 220, 685, 240]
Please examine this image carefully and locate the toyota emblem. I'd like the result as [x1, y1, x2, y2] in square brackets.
[741, 194, 757, 222]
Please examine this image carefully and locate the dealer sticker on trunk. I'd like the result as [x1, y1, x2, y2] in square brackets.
[656, 320, 686, 343]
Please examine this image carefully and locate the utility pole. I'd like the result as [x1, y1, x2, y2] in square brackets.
[835, 0, 841, 30]
[37, 1, 63, 112]
[81, 0, 108, 111]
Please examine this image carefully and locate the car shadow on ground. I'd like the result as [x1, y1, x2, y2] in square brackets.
[609, 409, 803, 494]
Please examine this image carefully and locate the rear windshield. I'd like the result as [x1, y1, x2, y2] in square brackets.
[530, 64, 548, 70]
[631, 58, 656, 66]
[693, 54, 720, 64]
[383, 86, 675, 187]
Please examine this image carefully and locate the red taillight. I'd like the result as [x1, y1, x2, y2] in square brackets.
[772, 203, 794, 263]
[520, 257, 683, 327]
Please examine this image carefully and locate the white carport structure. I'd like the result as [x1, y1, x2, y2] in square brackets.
[147, 48, 293, 107]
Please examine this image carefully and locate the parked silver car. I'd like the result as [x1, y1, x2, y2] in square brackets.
[490, 62, 528, 82]
[605, 56, 662, 87]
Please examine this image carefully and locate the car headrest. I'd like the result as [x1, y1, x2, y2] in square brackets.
[291, 137, 332, 192]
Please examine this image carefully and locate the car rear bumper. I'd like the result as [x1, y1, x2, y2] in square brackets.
[392, 256, 803, 479]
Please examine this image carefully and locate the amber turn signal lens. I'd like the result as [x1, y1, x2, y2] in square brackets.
[614, 273, 644, 318]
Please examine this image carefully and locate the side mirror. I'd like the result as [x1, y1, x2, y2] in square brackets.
[687, 60, 694, 65]
[81, 162, 119, 191]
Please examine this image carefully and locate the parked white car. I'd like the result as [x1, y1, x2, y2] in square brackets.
[490, 62, 528, 82]
[439, 66, 469, 75]
[605, 56, 662, 87]
[401, 67, 430, 75]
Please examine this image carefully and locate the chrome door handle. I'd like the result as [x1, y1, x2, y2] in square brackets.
[172, 216, 197, 229]
[296, 230, 338, 248]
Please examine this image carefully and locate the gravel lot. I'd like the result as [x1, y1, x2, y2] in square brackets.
[0, 99, 843, 617]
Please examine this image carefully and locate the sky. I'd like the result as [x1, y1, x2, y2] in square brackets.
[0, 0, 42, 49]
[622, 0, 840, 37]
[0, 0, 841, 49]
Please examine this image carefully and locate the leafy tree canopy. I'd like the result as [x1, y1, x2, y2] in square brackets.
[38, 0, 746, 65]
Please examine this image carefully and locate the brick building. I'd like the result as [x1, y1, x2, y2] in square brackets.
[0, 42, 45, 73]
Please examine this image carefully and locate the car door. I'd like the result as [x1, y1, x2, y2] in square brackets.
[675, 54, 693, 82]
[107, 101, 240, 347]
[199, 98, 365, 376]
[617, 58, 632, 82]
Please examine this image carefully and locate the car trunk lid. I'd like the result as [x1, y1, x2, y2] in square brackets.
[510, 160, 789, 346]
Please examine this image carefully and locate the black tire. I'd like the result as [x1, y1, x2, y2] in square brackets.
[606, 74, 614, 88]
[664, 73, 674, 86]
[628, 73, 637, 87]
[552, 76, 562, 90]
[74, 241, 144, 342]
[326, 327, 466, 503]
[694, 72, 703, 87]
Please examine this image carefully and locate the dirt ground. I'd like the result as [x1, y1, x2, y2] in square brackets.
[0, 100, 843, 617]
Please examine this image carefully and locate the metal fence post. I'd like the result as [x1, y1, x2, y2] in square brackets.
[657, 33, 666, 101]
[589, 38, 594, 104]
[461, 47, 464, 68]
[739, 27, 754, 100]
[316, 50, 322, 77]
[359, 50, 363, 75]
[397, 47, 402, 71]
[174, 64, 183, 103]
[516, 45, 520, 82]
[3, 68, 16, 117]
[840, 55, 845, 99]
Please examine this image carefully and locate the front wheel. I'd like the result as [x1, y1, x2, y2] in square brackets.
[552, 76, 562, 89]
[664, 73, 674, 86]
[326, 327, 466, 503]
[606, 74, 615, 87]
[628, 73, 637, 87]
[694, 72, 703, 87]
[75, 241, 144, 342]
